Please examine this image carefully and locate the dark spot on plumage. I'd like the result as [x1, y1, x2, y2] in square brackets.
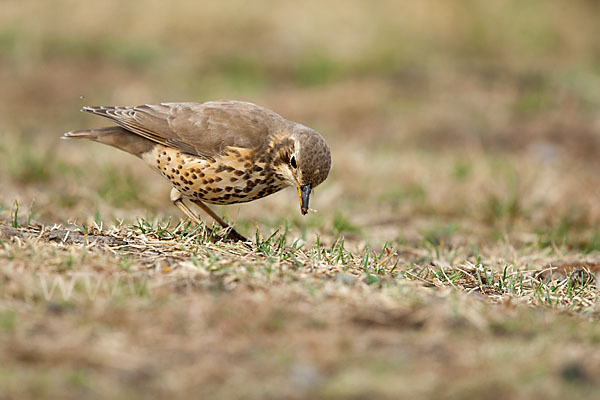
[260, 148, 273, 162]
[178, 165, 182, 169]
[234, 188, 242, 193]
[243, 187, 253, 193]
[225, 186, 233, 192]
[225, 166, 235, 172]
[202, 179, 208, 184]
[162, 151, 166, 156]
[208, 178, 214, 184]
[214, 188, 223, 193]
[230, 177, 238, 182]
[184, 172, 189, 177]
[199, 172, 205, 178]
[229, 149, 241, 157]
[215, 165, 225, 173]
[191, 174, 197, 179]
[244, 162, 251, 169]
[167, 157, 171, 161]
[234, 170, 244, 176]
[183, 186, 189, 191]
[253, 165, 263, 172]
[214, 176, 222, 182]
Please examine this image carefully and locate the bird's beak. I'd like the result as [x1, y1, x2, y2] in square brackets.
[299, 184, 311, 215]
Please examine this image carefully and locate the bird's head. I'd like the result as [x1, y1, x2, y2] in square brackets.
[273, 124, 331, 215]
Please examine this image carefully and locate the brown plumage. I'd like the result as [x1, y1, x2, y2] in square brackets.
[63, 100, 331, 241]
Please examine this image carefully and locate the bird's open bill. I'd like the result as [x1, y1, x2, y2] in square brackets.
[299, 184, 311, 215]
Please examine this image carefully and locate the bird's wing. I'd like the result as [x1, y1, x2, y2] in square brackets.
[82, 101, 286, 159]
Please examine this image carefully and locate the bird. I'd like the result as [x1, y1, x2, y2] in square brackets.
[63, 100, 331, 242]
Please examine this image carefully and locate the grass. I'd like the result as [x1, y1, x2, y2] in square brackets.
[2, 0, 600, 399]
[1, 212, 600, 399]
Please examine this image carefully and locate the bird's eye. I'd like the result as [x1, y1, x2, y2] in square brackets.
[290, 155, 297, 169]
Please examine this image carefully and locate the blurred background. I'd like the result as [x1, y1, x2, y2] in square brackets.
[2, 0, 600, 249]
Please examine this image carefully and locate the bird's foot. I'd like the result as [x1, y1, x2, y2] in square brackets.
[222, 227, 250, 243]
[205, 226, 251, 246]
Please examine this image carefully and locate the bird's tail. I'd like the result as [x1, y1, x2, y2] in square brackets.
[62, 126, 154, 158]
[62, 126, 124, 141]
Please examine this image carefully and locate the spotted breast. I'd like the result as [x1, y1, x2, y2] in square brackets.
[142, 145, 288, 205]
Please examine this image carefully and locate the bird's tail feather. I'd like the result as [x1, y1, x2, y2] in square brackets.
[62, 126, 123, 141]
[62, 126, 154, 157]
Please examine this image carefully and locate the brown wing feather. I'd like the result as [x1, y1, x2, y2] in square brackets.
[82, 101, 289, 158]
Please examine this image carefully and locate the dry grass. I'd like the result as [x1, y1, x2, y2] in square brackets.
[2, 1, 600, 399]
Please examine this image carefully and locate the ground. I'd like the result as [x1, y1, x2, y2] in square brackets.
[1, 1, 600, 399]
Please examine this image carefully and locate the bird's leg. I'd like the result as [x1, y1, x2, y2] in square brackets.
[170, 188, 249, 243]
[170, 188, 204, 225]
[189, 198, 249, 243]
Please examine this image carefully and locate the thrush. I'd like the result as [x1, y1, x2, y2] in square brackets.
[63, 100, 332, 241]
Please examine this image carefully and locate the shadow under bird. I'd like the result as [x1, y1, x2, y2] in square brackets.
[63, 100, 332, 241]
